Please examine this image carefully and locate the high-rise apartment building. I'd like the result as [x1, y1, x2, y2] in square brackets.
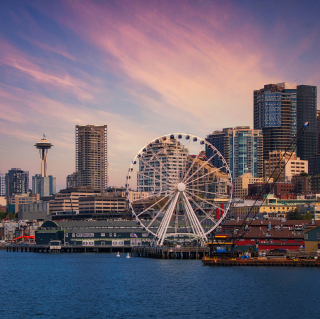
[76, 125, 108, 191]
[0, 172, 6, 196]
[137, 139, 188, 193]
[297, 85, 317, 160]
[32, 174, 56, 197]
[5, 168, 29, 198]
[254, 83, 297, 159]
[205, 126, 263, 179]
[66, 172, 79, 189]
[317, 110, 320, 151]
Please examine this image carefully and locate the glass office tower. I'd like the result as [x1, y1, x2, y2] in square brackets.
[297, 85, 317, 160]
[254, 83, 297, 160]
[206, 127, 263, 179]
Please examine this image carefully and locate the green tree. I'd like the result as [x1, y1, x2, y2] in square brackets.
[302, 212, 312, 220]
[287, 208, 302, 220]
[8, 212, 16, 220]
[300, 172, 309, 177]
[0, 211, 6, 220]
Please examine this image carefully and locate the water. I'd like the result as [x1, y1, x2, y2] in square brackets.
[1, 250, 319, 319]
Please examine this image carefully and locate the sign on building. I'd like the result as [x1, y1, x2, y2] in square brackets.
[112, 240, 124, 246]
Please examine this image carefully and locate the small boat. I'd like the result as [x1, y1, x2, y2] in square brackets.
[116, 252, 120, 257]
[126, 253, 130, 259]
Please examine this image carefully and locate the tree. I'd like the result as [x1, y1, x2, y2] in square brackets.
[0, 211, 6, 220]
[302, 212, 312, 220]
[8, 212, 16, 220]
[287, 208, 302, 220]
[300, 172, 309, 177]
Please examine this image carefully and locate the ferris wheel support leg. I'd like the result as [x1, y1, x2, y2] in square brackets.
[156, 192, 180, 246]
[182, 192, 207, 245]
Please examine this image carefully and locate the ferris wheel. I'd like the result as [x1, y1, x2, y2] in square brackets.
[125, 133, 233, 246]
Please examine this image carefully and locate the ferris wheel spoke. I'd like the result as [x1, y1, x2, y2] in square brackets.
[187, 195, 217, 224]
[146, 194, 174, 229]
[138, 156, 168, 181]
[147, 146, 172, 178]
[183, 153, 220, 185]
[184, 189, 227, 213]
[131, 190, 171, 203]
[136, 190, 175, 217]
[137, 172, 165, 184]
[184, 165, 225, 186]
[157, 192, 180, 246]
[181, 192, 206, 242]
[185, 187, 222, 198]
[182, 145, 204, 183]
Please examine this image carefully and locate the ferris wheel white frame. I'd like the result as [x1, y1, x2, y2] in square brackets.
[125, 133, 233, 246]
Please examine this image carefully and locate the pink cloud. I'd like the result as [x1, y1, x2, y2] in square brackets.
[0, 40, 98, 102]
[49, 1, 276, 130]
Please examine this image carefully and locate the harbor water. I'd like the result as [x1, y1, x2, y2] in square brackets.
[1, 250, 319, 319]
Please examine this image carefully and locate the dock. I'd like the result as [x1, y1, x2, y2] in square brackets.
[202, 257, 320, 267]
[132, 246, 209, 259]
[6, 244, 132, 253]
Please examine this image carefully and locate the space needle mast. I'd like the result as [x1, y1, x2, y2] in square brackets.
[34, 134, 53, 177]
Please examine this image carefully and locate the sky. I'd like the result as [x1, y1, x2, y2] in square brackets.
[1, 0, 320, 191]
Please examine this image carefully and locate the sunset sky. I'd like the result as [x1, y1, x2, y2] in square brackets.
[1, 0, 320, 191]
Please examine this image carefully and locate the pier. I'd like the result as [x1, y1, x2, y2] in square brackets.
[202, 256, 320, 267]
[6, 244, 132, 253]
[132, 246, 209, 259]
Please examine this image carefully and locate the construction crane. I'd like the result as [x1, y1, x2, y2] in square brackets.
[231, 122, 309, 249]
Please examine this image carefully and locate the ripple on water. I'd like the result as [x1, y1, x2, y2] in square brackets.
[0, 251, 319, 319]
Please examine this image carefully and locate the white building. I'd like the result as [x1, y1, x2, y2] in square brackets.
[285, 159, 308, 182]
[137, 139, 188, 193]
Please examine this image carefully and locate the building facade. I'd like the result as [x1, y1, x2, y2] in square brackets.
[264, 151, 307, 182]
[297, 85, 318, 160]
[206, 127, 263, 179]
[137, 139, 188, 193]
[48, 187, 101, 216]
[0, 172, 5, 196]
[233, 173, 271, 199]
[5, 168, 29, 198]
[10, 193, 40, 214]
[32, 174, 56, 197]
[254, 83, 296, 159]
[76, 125, 108, 191]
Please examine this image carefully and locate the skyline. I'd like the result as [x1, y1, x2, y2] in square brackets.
[1, 0, 320, 191]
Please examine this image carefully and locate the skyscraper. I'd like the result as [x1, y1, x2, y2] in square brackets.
[254, 83, 297, 159]
[32, 174, 56, 197]
[205, 126, 263, 179]
[76, 125, 108, 191]
[296, 85, 318, 160]
[317, 110, 320, 152]
[5, 168, 29, 198]
[297, 85, 318, 160]
[0, 172, 6, 196]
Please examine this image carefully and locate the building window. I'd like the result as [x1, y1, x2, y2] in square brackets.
[101, 233, 105, 237]
[317, 233, 320, 240]
[65, 233, 68, 237]
[304, 234, 308, 240]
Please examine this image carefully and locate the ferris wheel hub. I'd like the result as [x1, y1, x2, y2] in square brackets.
[177, 182, 186, 192]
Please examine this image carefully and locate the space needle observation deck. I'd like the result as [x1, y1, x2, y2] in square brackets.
[34, 134, 53, 177]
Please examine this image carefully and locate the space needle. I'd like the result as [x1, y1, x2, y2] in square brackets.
[34, 134, 53, 177]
